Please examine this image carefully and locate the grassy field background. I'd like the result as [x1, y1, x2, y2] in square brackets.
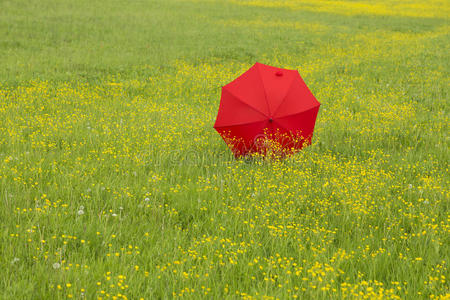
[0, 0, 449, 299]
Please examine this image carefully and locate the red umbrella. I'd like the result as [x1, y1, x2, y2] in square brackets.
[214, 62, 320, 157]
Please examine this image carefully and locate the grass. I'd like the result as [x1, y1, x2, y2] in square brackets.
[0, 0, 448, 299]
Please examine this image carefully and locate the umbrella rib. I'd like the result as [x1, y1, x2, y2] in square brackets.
[272, 74, 298, 118]
[274, 105, 320, 128]
[214, 119, 268, 129]
[222, 87, 269, 118]
[275, 102, 321, 120]
[255, 63, 272, 116]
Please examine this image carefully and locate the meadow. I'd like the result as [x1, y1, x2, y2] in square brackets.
[0, 0, 449, 299]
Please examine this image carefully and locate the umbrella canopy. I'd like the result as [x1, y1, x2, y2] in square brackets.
[214, 62, 320, 157]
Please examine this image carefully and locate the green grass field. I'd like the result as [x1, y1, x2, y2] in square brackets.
[0, 0, 449, 299]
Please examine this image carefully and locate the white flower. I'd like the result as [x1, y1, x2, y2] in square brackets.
[119, 207, 123, 210]
[53, 262, 61, 269]
[11, 257, 19, 264]
[423, 200, 429, 204]
[77, 210, 85, 216]
[79, 205, 85, 210]
[408, 184, 413, 189]
[112, 213, 118, 217]
[144, 198, 150, 202]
